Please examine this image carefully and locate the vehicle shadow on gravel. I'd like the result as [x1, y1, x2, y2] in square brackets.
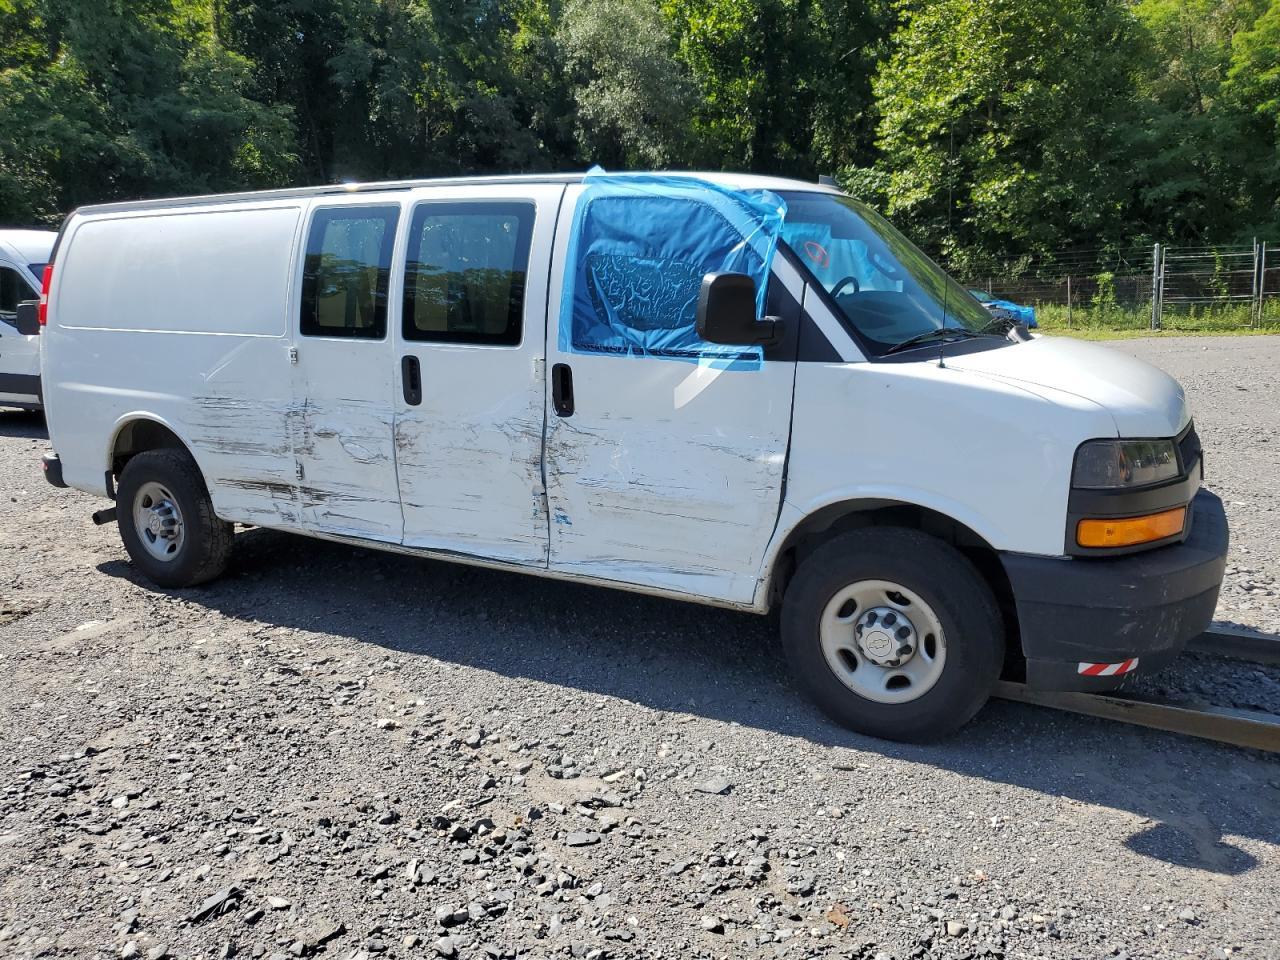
[97, 526, 1277, 876]
[0, 409, 46, 438]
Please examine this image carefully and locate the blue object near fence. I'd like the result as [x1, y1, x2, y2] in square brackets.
[559, 171, 787, 367]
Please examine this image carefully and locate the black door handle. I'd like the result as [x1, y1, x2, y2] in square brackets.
[401, 355, 422, 406]
[551, 363, 574, 417]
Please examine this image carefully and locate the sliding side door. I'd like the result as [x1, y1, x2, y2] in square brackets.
[392, 184, 562, 564]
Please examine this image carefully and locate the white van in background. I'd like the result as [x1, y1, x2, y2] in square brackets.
[30, 172, 1228, 741]
[0, 229, 55, 410]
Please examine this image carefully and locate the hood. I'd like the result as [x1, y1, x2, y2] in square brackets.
[943, 336, 1189, 438]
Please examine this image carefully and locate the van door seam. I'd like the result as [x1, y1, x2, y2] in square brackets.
[754, 271, 804, 606]
[540, 185, 568, 569]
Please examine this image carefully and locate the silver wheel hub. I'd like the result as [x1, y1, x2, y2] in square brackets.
[855, 606, 917, 667]
[132, 482, 185, 562]
[819, 579, 947, 705]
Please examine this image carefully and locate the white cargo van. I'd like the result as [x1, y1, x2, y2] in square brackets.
[0, 229, 55, 409]
[30, 172, 1227, 741]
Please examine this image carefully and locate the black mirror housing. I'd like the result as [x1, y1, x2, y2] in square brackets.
[696, 272, 781, 347]
[14, 300, 40, 336]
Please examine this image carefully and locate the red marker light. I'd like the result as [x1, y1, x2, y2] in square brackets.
[37, 264, 52, 326]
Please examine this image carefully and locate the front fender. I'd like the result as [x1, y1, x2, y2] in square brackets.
[752, 491, 1006, 612]
[751, 355, 1120, 610]
[789, 485, 1009, 550]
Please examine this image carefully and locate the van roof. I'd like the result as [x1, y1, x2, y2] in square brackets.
[70, 171, 841, 217]
[0, 229, 57, 263]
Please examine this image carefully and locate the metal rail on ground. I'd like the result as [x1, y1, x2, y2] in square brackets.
[994, 626, 1280, 752]
[1188, 625, 1280, 665]
[993, 682, 1280, 752]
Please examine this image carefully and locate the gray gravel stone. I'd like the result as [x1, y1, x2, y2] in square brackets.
[692, 776, 732, 795]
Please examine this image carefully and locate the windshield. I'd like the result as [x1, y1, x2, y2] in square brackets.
[779, 192, 994, 353]
[968, 289, 994, 303]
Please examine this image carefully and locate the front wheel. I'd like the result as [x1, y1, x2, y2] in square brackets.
[116, 449, 234, 588]
[781, 527, 1004, 742]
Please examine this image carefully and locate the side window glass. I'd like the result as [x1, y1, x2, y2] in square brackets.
[403, 202, 533, 346]
[300, 206, 399, 339]
[560, 178, 782, 366]
[0, 266, 34, 317]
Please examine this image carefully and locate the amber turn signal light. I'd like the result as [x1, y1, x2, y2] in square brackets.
[1076, 506, 1187, 549]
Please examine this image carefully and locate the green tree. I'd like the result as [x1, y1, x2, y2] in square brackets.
[664, 0, 890, 175]
[0, 0, 296, 224]
[557, 0, 694, 167]
[1129, 0, 1273, 242]
[221, 0, 355, 182]
[3, 0, 1277, 251]
[1229, 0, 1280, 141]
[224, 0, 567, 181]
[857, 0, 1141, 268]
[1223, 0, 1280, 235]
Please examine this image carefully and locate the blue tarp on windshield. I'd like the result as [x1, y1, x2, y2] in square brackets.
[559, 172, 786, 366]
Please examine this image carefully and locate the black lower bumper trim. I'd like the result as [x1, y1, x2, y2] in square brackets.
[42, 452, 66, 488]
[0, 372, 41, 400]
[1002, 489, 1228, 691]
[1024, 645, 1190, 692]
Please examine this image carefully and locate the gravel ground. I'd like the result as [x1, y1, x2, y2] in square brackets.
[1, 335, 1278, 960]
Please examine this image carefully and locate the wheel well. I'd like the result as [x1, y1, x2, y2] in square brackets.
[110, 419, 190, 477]
[769, 500, 1021, 665]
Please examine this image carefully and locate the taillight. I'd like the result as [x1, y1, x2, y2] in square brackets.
[37, 264, 52, 326]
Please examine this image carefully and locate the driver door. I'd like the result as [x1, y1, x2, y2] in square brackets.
[542, 183, 803, 605]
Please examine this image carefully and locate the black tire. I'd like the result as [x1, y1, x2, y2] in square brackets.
[780, 527, 1004, 742]
[116, 449, 234, 588]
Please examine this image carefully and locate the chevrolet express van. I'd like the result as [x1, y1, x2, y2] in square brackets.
[27, 172, 1228, 741]
[0, 229, 55, 409]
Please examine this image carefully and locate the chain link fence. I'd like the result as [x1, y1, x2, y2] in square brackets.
[958, 241, 1279, 331]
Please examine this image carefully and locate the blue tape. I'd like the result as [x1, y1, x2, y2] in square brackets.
[559, 172, 786, 368]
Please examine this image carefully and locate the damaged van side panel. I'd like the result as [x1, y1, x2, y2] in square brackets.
[283, 198, 404, 543]
[392, 185, 564, 565]
[543, 400, 792, 601]
[394, 378, 548, 563]
[45, 203, 305, 524]
[541, 184, 798, 605]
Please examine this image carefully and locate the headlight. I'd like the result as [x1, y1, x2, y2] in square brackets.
[1073, 439, 1179, 489]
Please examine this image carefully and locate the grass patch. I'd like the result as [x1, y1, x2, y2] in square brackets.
[1034, 301, 1280, 339]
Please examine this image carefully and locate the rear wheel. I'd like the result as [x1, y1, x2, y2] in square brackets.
[781, 527, 1004, 742]
[116, 449, 233, 587]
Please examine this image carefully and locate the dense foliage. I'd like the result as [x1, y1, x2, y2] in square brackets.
[1, 0, 1277, 264]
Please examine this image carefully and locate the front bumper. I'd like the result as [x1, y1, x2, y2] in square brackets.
[1000, 490, 1228, 691]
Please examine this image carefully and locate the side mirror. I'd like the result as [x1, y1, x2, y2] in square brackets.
[14, 300, 40, 336]
[696, 273, 781, 347]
